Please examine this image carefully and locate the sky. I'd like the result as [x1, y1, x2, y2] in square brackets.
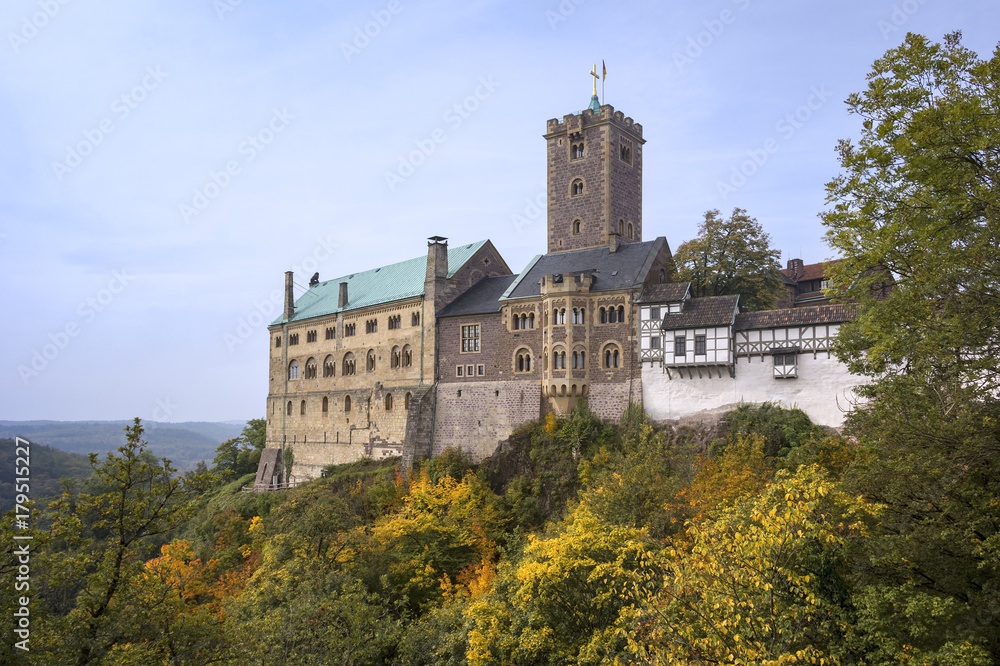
[1, 0, 997, 423]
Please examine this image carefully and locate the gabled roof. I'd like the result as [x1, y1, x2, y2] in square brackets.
[502, 238, 667, 300]
[639, 281, 690, 303]
[735, 303, 855, 330]
[660, 295, 740, 330]
[272, 240, 490, 325]
[438, 274, 518, 318]
[782, 260, 839, 283]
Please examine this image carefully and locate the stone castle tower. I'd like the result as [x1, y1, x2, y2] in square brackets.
[544, 100, 645, 254]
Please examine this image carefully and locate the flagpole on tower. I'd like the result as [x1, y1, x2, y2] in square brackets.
[602, 60, 606, 105]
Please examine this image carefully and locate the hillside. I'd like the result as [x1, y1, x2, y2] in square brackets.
[0, 438, 93, 514]
[0, 420, 244, 472]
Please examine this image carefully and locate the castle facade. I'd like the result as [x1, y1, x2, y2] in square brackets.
[258, 97, 861, 485]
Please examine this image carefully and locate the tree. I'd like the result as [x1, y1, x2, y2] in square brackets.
[212, 418, 266, 480]
[673, 208, 784, 311]
[822, 31, 1000, 391]
[34, 419, 201, 664]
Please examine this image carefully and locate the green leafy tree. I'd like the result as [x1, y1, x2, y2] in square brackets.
[673, 208, 784, 311]
[822, 31, 1000, 390]
[34, 419, 202, 664]
[212, 418, 266, 480]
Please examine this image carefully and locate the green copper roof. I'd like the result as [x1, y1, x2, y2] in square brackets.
[588, 94, 600, 114]
[271, 240, 489, 325]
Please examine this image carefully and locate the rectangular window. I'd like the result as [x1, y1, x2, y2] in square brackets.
[477, 364, 485, 376]
[461, 324, 481, 353]
[674, 336, 686, 356]
[650, 337, 661, 350]
[650, 306, 660, 320]
[695, 335, 706, 355]
[456, 366, 464, 377]
[467, 364, 475, 377]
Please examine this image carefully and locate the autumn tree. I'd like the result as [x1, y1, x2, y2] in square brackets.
[33, 419, 202, 664]
[673, 207, 784, 311]
[212, 418, 266, 480]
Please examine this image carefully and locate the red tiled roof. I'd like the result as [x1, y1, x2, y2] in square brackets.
[639, 282, 690, 303]
[781, 259, 841, 283]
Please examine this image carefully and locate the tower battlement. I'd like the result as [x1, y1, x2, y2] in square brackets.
[544, 105, 643, 138]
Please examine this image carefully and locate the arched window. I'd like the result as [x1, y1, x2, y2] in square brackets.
[288, 360, 300, 380]
[559, 309, 566, 324]
[342, 353, 356, 376]
[402, 345, 413, 367]
[300, 400, 306, 415]
[619, 220, 625, 235]
[286, 401, 292, 416]
[322, 396, 329, 413]
[571, 179, 584, 196]
[618, 305, 625, 322]
[572, 308, 579, 324]
[528, 313, 535, 329]
[609, 307, 618, 324]
[345, 395, 352, 412]
[391, 346, 401, 369]
[521, 313, 527, 329]
[513, 314, 520, 330]
[572, 351, 579, 369]
[323, 355, 335, 378]
[385, 393, 393, 410]
[304, 357, 317, 379]
[515, 348, 532, 373]
[366, 349, 376, 372]
[628, 222, 634, 239]
[404, 392, 412, 410]
[600, 307, 607, 324]
[603, 344, 622, 369]
[572, 219, 581, 235]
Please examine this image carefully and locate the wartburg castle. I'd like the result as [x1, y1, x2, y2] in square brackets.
[255, 88, 860, 486]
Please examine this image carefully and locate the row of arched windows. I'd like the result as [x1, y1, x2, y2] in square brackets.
[544, 344, 619, 370]
[599, 305, 626, 324]
[288, 347, 413, 380]
[285, 392, 412, 416]
[512, 312, 535, 330]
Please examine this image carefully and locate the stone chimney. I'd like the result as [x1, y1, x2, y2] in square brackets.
[338, 282, 349, 308]
[787, 258, 805, 281]
[426, 236, 449, 281]
[283, 271, 294, 321]
[609, 232, 620, 253]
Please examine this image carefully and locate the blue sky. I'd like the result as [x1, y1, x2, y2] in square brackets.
[2, 0, 997, 423]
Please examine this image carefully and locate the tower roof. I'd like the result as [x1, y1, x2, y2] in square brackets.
[587, 94, 600, 114]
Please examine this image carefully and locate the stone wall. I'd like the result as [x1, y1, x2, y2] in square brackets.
[432, 380, 541, 460]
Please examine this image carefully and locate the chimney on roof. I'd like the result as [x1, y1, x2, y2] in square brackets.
[787, 258, 805, 281]
[426, 236, 449, 281]
[338, 282, 348, 308]
[609, 232, 620, 254]
[284, 271, 294, 321]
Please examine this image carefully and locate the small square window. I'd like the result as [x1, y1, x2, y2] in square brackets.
[650, 337, 661, 350]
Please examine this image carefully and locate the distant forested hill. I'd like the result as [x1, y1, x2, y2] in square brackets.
[0, 421, 245, 473]
[0, 438, 93, 514]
